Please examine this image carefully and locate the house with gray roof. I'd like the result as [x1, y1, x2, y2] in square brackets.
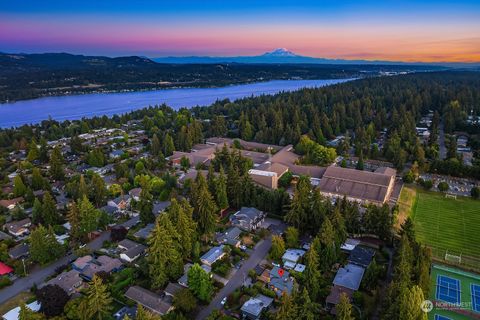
[124, 286, 173, 316]
[268, 266, 294, 296]
[282, 249, 306, 269]
[81, 255, 123, 280]
[200, 245, 226, 266]
[241, 294, 274, 320]
[134, 223, 154, 239]
[8, 243, 29, 260]
[348, 246, 375, 268]
[152, 201, 171, 215]
[332, 263, 365, 291]
[164, 282, 184, 297]
[44, 269, 83, 295]
[4, 218, 31, 237]
[119, 240, 146, 263]
[230, 207, 265, 231]
[0, 231, 12, 241]
[216, 226, 242, 247]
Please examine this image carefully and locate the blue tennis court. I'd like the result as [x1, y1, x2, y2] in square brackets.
[472, 284, 480, 312]
[434, 315, 451, 320]
[436, 275, 461, 304]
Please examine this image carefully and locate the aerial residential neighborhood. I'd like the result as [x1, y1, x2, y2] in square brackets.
[0, 1, 480, 320]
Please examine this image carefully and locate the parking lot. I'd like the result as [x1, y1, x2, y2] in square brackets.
[419, 173, 479, 196]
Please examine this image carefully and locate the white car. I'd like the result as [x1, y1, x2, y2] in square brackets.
[221, 297, 227, 306]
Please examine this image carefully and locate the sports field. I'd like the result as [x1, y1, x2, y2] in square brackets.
[428, 264, 480, 320]
[411, 189, 480, 258]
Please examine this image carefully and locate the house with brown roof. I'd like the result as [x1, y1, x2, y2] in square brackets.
[317, 166, 396, 205]
[125, 286, 173, 316]
[81, 255, 123, 280]
[326, 285, 354, 315]
[4, 218, 31, 237]
[44, 269, 83, 295]
[0, 197, 24, 210]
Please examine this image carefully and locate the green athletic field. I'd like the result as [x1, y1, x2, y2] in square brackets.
[411, 189, 480, 259]
[428, 264, 480, 320]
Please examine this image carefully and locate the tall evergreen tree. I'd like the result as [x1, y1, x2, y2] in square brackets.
[81, 275, 113, 320]
[164, 132, 175, 156]
[336, 293, 354, 320]
[285, 176, 310, 230]
[215, 166, 229, 210]
[139, 180, 155, 225]
[32, 198, 43, 224]
[191, 173, 217, 239]
[41, 192, 59, 226]
[78, 175, 89, 201]
[275, 293, 297, 320]
[31, 168, 45, 191]
[167, 199, 197, 259]
[318, 217, 336, 271]
[78, 196, 102, 236]
[91, 174, 107, 207]
[67, 201, 81, 242]
[13, 175, 27, 197]
[147, 215, 183, 288]
[304, 245, 323, 301]
[151, 133, 161, 157]
[27, 138, 39, 162]
[30, 225, 65, 265]
[49, 146, 65, 180]
[188, 263, 214, 302]
[270, 235, 286, 261]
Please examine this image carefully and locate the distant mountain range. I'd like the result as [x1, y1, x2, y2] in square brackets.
[154, 48, 480, 68]
[4, 51, 441, 103]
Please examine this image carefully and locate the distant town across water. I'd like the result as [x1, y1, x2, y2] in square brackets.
[0, 79, 354, 128]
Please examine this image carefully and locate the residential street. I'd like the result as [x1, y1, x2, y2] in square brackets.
[0, 216, 142, 305]
[195, 236, 272, 320]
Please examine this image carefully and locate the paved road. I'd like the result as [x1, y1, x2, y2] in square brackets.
[0, 226, 121, 304]
[196, 237, 272, 320]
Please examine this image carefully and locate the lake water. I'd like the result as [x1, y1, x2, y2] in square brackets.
[0, 78, 354, 128]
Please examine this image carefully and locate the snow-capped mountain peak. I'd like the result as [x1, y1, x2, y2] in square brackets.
[263, 48, 297, 57]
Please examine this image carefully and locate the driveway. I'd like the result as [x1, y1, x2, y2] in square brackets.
[195, 236, 272, 320]
[0, 226, 114, 305]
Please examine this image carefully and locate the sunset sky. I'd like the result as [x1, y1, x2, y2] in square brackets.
[1, 0, 479, 62]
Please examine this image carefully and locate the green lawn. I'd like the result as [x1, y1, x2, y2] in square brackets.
[412, 189, 480, 258]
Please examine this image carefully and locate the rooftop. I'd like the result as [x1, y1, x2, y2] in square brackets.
[200, 245, 225, 266]
[332, 263, 365, 291]
[318, 166, 395, 203]
[348, 246, 375, 268]
[125, 286, 172, 315]
[241, 294, 274, 317]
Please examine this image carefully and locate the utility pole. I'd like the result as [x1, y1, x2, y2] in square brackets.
[22, 258, 27, 276]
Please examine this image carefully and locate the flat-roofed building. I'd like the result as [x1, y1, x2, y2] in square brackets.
[317, 166, 396, 205]
[249, 162, 289, 189]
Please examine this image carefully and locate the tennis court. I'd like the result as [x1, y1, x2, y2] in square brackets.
[429, 264, 480, 320]
[436, 275, 461, 304]
[471, 284, 480, 312]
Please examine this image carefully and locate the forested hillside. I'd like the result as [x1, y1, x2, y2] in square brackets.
[1, 71, 479, 176]
[0, 52, 437, 103]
